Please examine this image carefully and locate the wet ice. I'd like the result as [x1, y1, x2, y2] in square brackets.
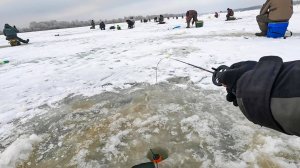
[5, 82, 299, 168]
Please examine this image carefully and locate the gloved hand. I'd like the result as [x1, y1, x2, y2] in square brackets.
[218, 61, 257, 106]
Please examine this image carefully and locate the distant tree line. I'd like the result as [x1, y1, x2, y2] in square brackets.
[0, 13, 184, 35]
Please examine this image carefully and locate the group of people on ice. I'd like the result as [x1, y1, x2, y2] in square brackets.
[90, 18, 135, 31]
[212, 0, 298, 138]
[90, 20, 107, 30]
[1, 0, 294, 46]
[1, 0, 300, 164]
[133, 2, 298, 166]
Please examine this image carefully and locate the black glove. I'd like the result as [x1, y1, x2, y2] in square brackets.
[218, 61, 257, 106]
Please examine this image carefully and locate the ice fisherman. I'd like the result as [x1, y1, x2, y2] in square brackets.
[255, 0, 293, 36]
[109, 26, 115, 30]
[226, 8, 235, 21]
[126, 19, 135, 29]
[99, 21, 105, 30]
[90, 20, 95, 29]
[186, 10, 198, 28]
[3, 24, 29, 45]
[117, 25, 121, 30]
[216, 56, 300, 137]
[215, 12, 219, 18]
[158, 15, 165, 24]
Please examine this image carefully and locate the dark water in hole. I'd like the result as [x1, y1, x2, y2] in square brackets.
[13, 81, 300, 168]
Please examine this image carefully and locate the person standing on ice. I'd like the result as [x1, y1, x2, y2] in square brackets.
[126, 19, 135, 29]
[90, 20, 95, 29]
[215, 56, 300, 137]
[99, 21, 105, 30]
[186, 10, 198, 28]
[255, 0, 293, 36]
[3, 24, 29, 45]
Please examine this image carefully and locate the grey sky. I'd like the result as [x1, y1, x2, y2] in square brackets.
[0, 0, 265, 28]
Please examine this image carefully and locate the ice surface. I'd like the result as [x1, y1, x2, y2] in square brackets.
[1, 7, 300, 168]
[0, 134, 42, 168]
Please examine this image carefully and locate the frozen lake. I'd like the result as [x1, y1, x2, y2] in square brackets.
[1, 7, 300, 168]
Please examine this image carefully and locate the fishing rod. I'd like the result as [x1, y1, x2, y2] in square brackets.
[170, 58, 214, 74]
[169, 58, 229, 86]
[155, 57, 229, 86]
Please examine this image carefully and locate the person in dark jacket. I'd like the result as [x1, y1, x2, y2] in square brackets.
[109, 26, 115, 30]
[3, 24, 29, 45]
[215, 12, 219, 18]
[217, 56, 300, 137]
[99, 21, 105, 30]
[226, 8, 235, 21]
[255, 0, 293, 36]
[186, 10, 198, 28]
[158, 15, 165, 24]
[117, 25, 121, 30]
[126, 19, 135, 29]
[90, 20, 95, 29]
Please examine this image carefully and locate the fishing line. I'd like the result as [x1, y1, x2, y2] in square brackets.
[150, 149, 158, 168]
[156, 56, 170, 83]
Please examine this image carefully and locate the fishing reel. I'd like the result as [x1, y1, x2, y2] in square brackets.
[132, 147, 168, 168]
[212, 65, 229, 86]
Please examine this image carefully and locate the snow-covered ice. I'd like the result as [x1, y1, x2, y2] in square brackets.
[1, 7, 300, 168]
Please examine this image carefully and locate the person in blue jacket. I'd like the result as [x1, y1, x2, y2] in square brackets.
[3, 24, 29, 44]
[216, 56, 300, 137]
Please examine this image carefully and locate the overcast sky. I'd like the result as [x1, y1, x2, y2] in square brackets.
[1, 0, 265, 28]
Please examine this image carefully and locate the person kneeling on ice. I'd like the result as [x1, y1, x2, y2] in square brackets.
[226, 8, 236, 21]
[255, 0, 293, 36]
[99, 21, 105, 30]
[3, 24, 29, 46]
[216, 56, 300, 137]
[186, 10, 198, 28]
[126, 19, 135, 29]
[117, 25, 121, 30]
